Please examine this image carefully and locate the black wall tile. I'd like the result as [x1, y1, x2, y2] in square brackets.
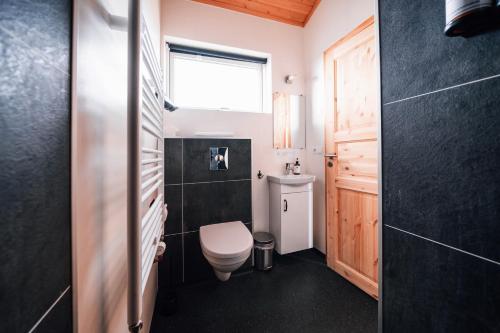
[183, 180, 252, 232]
[183, 139, 251, 183]
[380, 0, 500, 329]
[164, 138, 183, 185]
[0, 6, 71, 332]
[382, 77, 500, 262]
[379, 0, 500, 103]
[183, 231, 216, 284]
[161, 138, 253, 286]
[0, 0, 71, 71]
[33, 289, 72, 333]
[383, 227, 500, 333]
[164, 185, 182, 235]
[158, 234, 184, 289]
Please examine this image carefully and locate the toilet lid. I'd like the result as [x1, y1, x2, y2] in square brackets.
[200, 221, 253, 259]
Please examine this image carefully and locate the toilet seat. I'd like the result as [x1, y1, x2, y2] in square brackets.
[200, 221, 253, 259]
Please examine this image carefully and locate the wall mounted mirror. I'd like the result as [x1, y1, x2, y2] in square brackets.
[273, 93, 305, 149]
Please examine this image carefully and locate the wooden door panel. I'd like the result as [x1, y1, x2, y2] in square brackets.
[324, 16, 378, 299]
[337, 189, 378, 282]
[335, 34, 377, 133]
[337, 141, 378, 179]
[335, 176, 377, 195]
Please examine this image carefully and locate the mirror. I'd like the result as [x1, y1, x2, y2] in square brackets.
[273, 93, 305, 149]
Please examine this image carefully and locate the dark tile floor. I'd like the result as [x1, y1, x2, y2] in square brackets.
[151, 249, 377, 333]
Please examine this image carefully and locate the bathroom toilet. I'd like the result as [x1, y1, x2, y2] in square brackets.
[200, 221, 253, 281]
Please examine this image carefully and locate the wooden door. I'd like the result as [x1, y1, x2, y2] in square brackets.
[324, 17, 378, 299]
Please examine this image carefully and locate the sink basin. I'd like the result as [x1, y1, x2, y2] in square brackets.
[267, 174, 316, 185]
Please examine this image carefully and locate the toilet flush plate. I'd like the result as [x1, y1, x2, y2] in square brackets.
[210, 147, 229, 170]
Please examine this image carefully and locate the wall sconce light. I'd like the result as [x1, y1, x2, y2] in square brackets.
[285, 75, 296, 84]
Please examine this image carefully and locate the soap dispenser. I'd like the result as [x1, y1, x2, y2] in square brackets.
[293, 158, 301, 175]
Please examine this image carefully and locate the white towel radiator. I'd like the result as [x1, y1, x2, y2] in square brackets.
[128, 1, 167, 331]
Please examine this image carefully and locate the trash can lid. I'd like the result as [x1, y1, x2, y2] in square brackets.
[253, 232, 274, 245]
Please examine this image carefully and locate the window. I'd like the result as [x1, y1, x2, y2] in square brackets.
[168, 44, 268, 113]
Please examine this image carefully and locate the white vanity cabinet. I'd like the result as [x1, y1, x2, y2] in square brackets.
[268, 175, 315, 254]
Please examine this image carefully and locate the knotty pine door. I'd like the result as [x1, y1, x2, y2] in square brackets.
[324, 17, 378, 299]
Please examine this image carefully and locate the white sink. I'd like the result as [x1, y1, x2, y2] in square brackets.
[267, 174, 316, 185]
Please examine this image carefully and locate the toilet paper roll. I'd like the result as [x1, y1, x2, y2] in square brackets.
[156, 241, 166, 257]
[163, 204, 168, 222]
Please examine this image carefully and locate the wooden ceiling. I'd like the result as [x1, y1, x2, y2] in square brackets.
[192, 0, 321, 27]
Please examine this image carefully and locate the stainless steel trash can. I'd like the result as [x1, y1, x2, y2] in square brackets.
[254, 232, 275, 271]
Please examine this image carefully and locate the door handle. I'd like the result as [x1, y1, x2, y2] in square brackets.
[325, 153, 336, 168]
[284, 199, 288, 212]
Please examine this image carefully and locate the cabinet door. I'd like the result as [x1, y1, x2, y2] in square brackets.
[281, 191, 312, 254]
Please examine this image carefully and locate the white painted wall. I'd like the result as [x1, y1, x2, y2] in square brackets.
[303, 0, 374, 253]
[161, 0, 306, 232]
[160, 0, 374, 250]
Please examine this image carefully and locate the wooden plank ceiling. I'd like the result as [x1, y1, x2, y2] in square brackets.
[192, 0, 321, 27]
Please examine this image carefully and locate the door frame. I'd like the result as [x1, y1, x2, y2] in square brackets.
[323, 13, 383, 332]
[374, 3, 383, 332]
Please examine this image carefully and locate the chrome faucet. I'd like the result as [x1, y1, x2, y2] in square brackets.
[285, 163, 293, 175]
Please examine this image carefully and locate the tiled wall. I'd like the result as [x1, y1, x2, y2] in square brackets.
[0, 0, 72, 332]
[159, 138, 253, 287]
[379, 1, 500, 331]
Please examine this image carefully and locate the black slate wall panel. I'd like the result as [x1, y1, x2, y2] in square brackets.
[183, 138, 251, 183]
[164, 138, 183, 185]
[160, 138, 252, 287]
[383, 227, 500, 333]
[379, 0, 500, 104]
[379, 0, 500, 331]
[183, 180, 252, 232]
[382, 77, 500, 262]
[0, 0, 72, 331]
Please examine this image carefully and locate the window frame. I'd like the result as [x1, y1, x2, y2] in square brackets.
[166, 41, 271, 114]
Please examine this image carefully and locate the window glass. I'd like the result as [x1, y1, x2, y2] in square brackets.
[170, 53, 264, 113]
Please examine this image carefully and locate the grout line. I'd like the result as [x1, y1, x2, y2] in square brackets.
[165, 231, 184, 237]
[385, 224, 500, 267]
[165, 183, 182, 186]
[0, 26, 71, 77]
[181, 139, 185, 283]
[183, 179, 252, 185]
[384, 73, 500, 106]
[27, 285, 71, 333]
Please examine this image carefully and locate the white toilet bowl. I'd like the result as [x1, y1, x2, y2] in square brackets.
[200, 221, 253, 281]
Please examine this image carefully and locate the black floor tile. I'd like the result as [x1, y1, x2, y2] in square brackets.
[152, 250, 377, 333]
